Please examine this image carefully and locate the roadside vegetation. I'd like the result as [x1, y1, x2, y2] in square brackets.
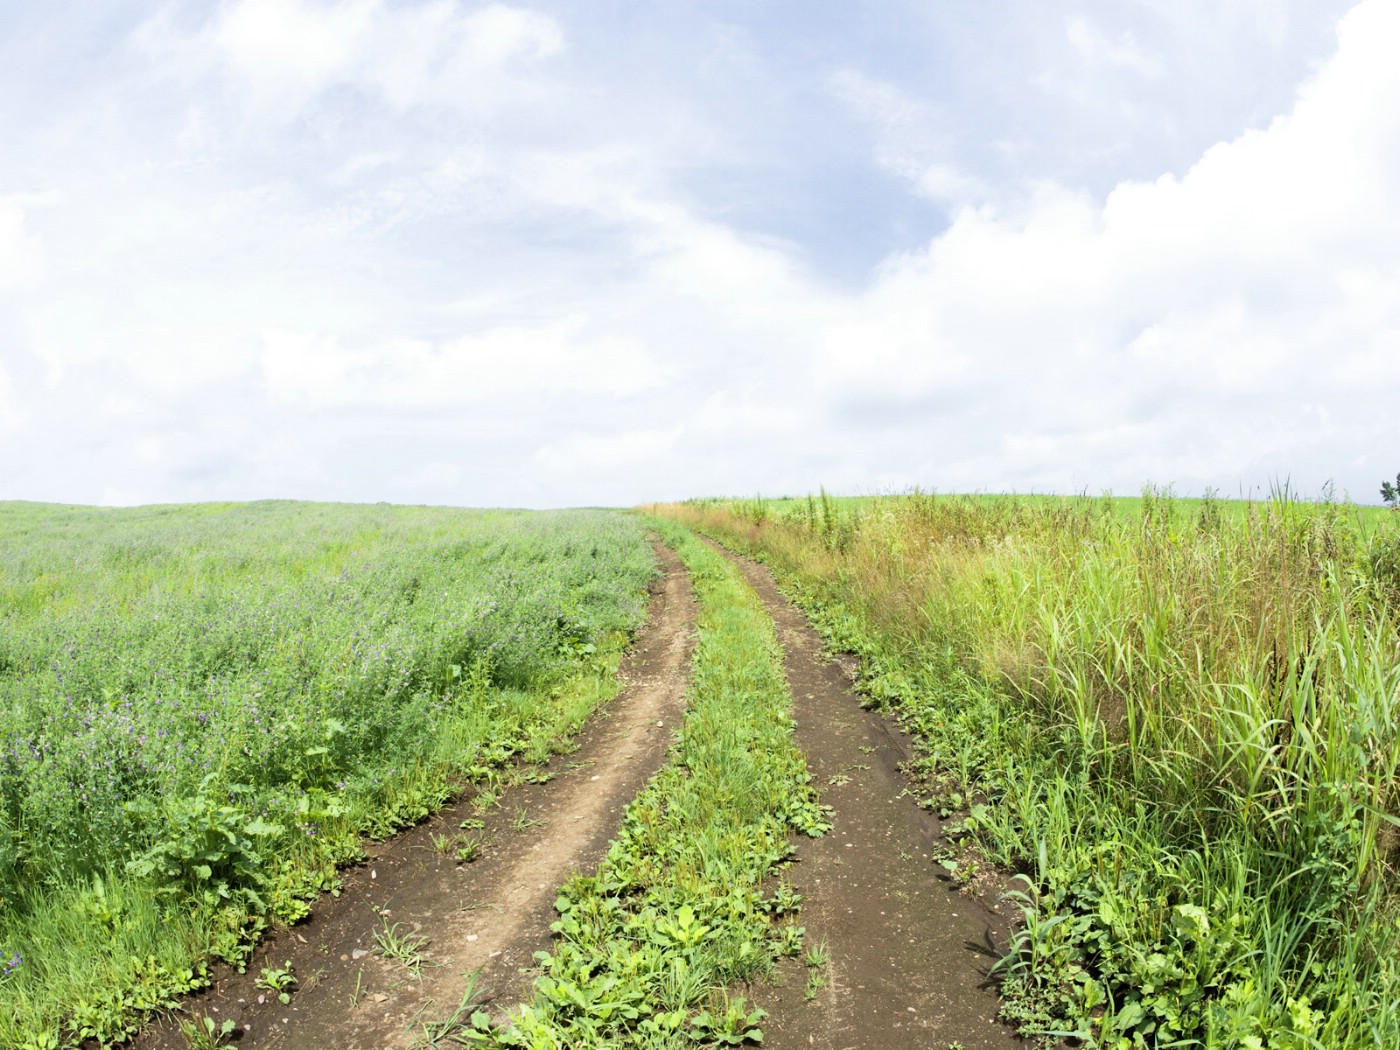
[656, 489, 1400, 1048]
[442, 519, 829, 1049]
[0, 501, 655, 1049]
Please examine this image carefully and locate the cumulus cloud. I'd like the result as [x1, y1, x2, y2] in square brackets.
[813, 0, 1400, 497]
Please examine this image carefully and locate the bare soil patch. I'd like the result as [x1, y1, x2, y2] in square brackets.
[128, 541, 695, 1050]
[716, 545, 1024, 1050]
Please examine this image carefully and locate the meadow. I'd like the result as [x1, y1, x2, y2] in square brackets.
[658, 489, 1400, 1048]
[0, 501, 656, 1048]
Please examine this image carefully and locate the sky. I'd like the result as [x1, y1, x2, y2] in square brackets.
[1, 0, 1396, 508]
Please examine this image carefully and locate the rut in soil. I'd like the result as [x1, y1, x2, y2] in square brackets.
[712, 542, 1024, 1050]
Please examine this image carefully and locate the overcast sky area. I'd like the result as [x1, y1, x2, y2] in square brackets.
[1, 0, 1396, 508]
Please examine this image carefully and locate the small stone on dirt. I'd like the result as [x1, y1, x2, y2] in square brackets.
[352, 948, 368, 960]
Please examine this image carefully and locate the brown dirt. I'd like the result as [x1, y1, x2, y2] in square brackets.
[716, 544, 1025, 1050]
[128, 541, 696, 1050]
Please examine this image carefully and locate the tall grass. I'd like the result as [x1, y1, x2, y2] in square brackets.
[0, 501, 655, 1048]
[655, 490, 1400, 1048]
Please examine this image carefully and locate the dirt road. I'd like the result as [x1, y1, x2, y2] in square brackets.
[130, 535, 1023, 1049]
[715, 544, 1023, 1050]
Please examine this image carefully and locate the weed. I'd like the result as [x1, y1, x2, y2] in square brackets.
[178, 1013, 236, 1050]
[453, 835, 485, 864]
[255, 962, 295, 1004]
[349, 969, 365, 1009]
[772, 923, 806, 958]
[411, 970, 499, 1048]
[374, 920, 429, 980]
[689, 994, 767, 1044]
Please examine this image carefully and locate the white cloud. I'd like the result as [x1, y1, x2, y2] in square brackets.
[535, 427, 683, 474]
[392, 460, 463, 491]
[214, 0, 376, 104]
[829, 69, 986, 208]
[138, 0, 564, 118]
[1066, 15, 1163, 77]
[2, 0, 1395, 508]
[812, 0, 1400, 496]
[0, 363, 24, 435]
[0, 198, 44, 289]
[260, 317, 665, 408]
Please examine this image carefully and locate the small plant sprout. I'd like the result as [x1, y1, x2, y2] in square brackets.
[453, 834, 484, 863]
[411, 969, 497, 1049]
[178, 1013, 236, 1050]
[255, 961, 296, 1004]
[803, 937, 830, 1001]
[349, 969, 365, 1009]
[774, 922, 806, 958]
[373, 919, 429, 980]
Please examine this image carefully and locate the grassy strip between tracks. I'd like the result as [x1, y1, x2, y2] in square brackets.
[437, 520, 830, 1050]
[659, 492, 1400, 1050]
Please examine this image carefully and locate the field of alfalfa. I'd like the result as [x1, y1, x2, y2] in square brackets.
[0, 500, 656, 1047]
[660, 488, 1400, 1047]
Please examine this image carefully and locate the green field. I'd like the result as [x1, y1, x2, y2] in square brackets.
[8, 492, 1400, 1048]
[744, 485, 1395, 531]
[659, 490, 1400, 1048]
[0, 501, 655, 1046]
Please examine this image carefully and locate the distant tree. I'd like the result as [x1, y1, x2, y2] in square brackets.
[1383, 473, 1400, 507]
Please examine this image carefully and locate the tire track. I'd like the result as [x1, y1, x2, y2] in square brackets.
[712, 542, 1024, 1050]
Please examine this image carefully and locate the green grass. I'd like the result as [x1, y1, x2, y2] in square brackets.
[709, 483, 1396, 532]
[0, 501, 655, 1048]
[447, 521, 829, 1049]
[658, 489, 1400, 1049]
